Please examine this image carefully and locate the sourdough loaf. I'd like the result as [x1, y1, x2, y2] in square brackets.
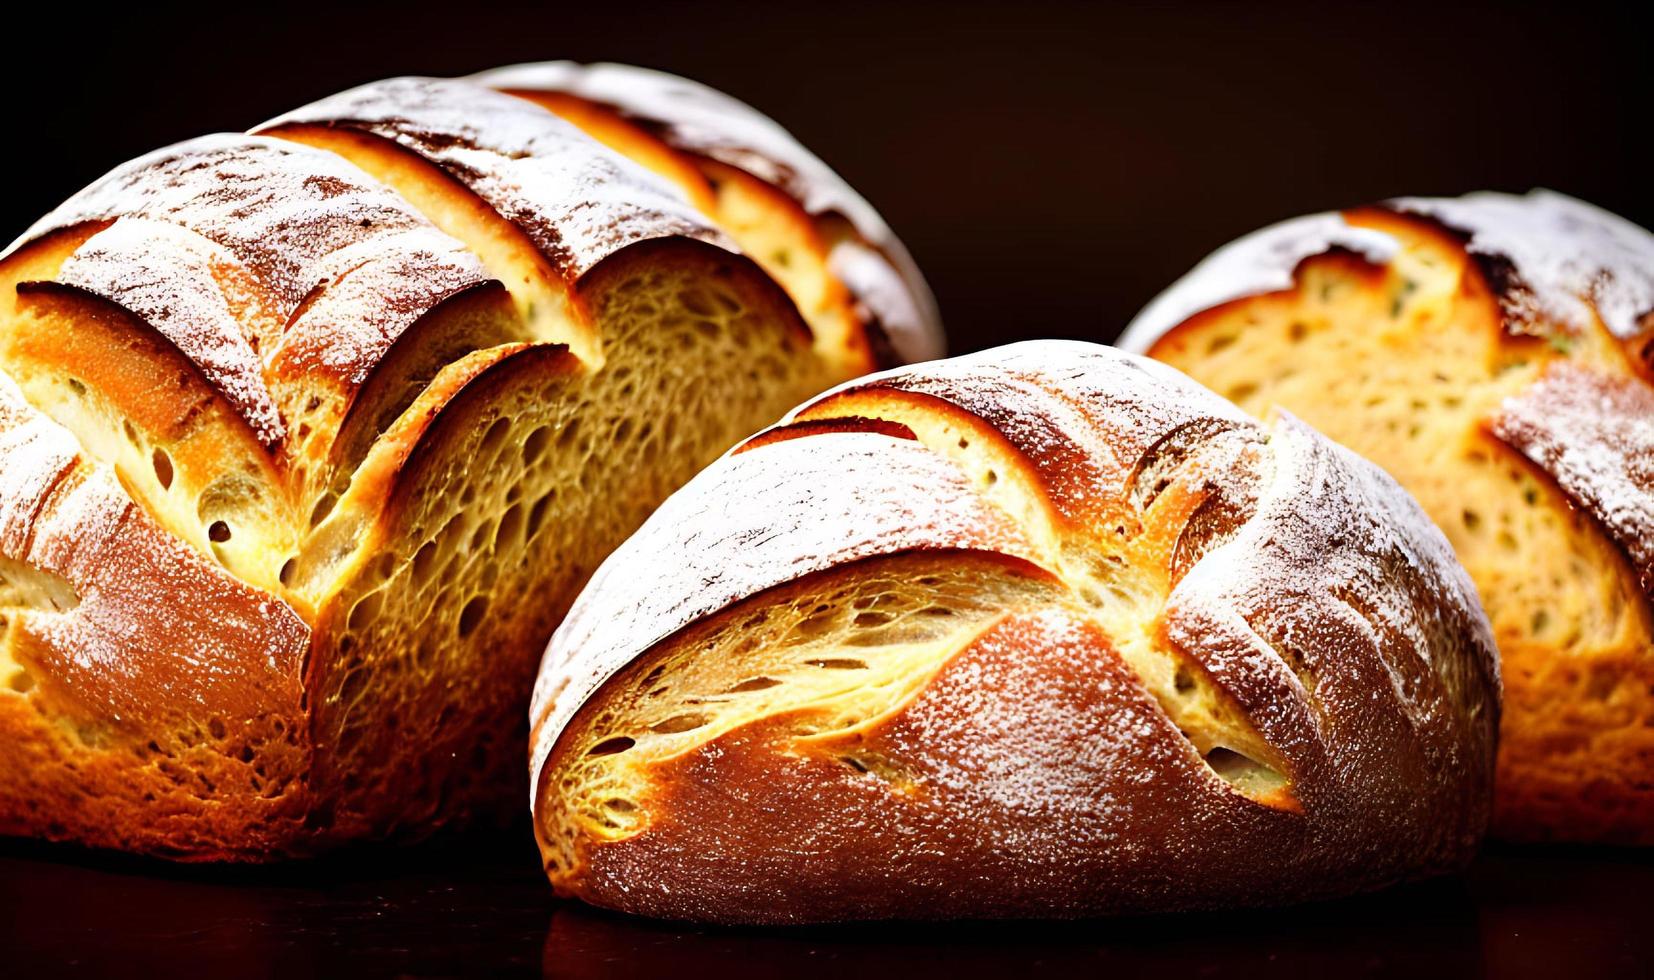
[529, 340, 1500, 924]
[0, 70, 935, 859]
[470, 61, 943, 371]
[1118, 190, 1654, 844]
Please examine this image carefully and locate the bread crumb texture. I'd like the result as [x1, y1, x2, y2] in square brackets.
[1124, 191, 1654, 844]
[0, 68, 934, 859]
[531, 340, 1501, 923]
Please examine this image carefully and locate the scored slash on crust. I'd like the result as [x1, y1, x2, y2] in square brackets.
[529, 340, 1500, 923]
[0, 69, 934, 858]
[1121, 191, 1654, 845]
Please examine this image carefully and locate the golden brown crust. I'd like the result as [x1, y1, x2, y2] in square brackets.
[532, 341, 1498, 923]
[1491, 363, 1654, 595]
[257, 78, 724, 285]
[1121, 191, 1654, 844]
[470, 61, 944, 369]
[0, 379, 312, 860]
[0, 69, 904, 859]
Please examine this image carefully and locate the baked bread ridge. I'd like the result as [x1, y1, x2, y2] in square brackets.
[0, 373, 314, 857]
[470, 61, 945, 371]
[0, 68, 897, 859]
[529, 340, 1499, 924]
[1118, 190, 1654, 843]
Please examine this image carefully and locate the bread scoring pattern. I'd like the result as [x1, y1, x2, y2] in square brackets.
[0, 70, 933, 858]
[471, 61, 944, 369]
[1120, 190, 1654, 844]
[530, 341, 1500, 923]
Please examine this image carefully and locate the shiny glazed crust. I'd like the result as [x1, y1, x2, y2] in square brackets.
[0, 70, 927, 859]
[1119, 190, 1654, 843]
[530, 341, 1500, 924]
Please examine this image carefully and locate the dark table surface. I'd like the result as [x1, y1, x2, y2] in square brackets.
[1, 831, 1648, 979]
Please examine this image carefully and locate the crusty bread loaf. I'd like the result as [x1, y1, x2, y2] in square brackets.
[0, 70, 936, 859]
[528, 340, 1500, 924]
[469, 62, 943, 371]
[1118, 190, 1654, 844]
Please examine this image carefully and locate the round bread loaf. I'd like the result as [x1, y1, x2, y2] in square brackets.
[469, 61, 942, 370]
[0, 68, 936, 859]
[1118, 191, 1654, 844]
[529, 340, 1500, 924]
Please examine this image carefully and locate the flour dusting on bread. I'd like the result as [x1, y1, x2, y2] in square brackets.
[530, 340, 1500, 922]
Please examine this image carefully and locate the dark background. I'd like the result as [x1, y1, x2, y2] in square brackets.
[3, 2, 1651, 975]
[1, 836, 1650, 977]
[4, 0, 1648, 354]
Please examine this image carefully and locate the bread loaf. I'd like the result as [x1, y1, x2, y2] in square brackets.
[0, 69, 935, 859]
[528, 340, 1500, 924]
[469, 61, 942, 371]
[1117, 190, 1654, 844]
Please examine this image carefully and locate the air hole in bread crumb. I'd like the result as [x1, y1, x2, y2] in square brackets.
[496, 504, 524, 548]
[523, 426, 551, 465]
[8, 669, 35, 694]
[1174, 666, 1196, 694]
[1586, 667, 1619, 701]
[679, 289, 714, 317]
[349, 591, 383, 630]
[522, 492, 555, 538]
[794, 609, 837, 638]
[649, 713, 709, 734]
[412, 540, 438, 583]
[586, 736, 635, 757]
[279, 558, 297, 587]
[152, 449, 174, 490]
[208, 718, 226, 740]
[481, 417, 511, 452]
[310, 493, 337, 528]
[726, 676, 782, 693]
[123, 420, 139, 444]
[1204, 747, 1286, 794]
[807, 658, 869, 670]
[457, 596, 488, 637]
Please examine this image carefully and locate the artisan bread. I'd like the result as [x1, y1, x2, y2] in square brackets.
[1118, 191, 1654, 844]
[0, 71, 935, 859]
[528, 340, 1500, 924]
[470, 61, 943, 371]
